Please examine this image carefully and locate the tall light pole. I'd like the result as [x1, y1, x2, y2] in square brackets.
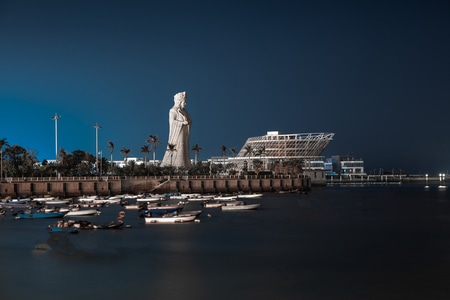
[93, 123, 101, 175]
[52, 114, 61, 162]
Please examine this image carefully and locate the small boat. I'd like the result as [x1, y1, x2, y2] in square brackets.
[15, 211, 66, 219]
[213, 195, 238, 201]
[45, 199, 70, 205]
[202, 200, 223, 208]
[47, 223, 79, 234]
[123, 203, 144, 210]
[144, 212, 198, 224]
[137, 196, 165, 202]
[32, 196, 56, 202]
[221, 201, 260, 211]
[0, 200, 33, 209]
[52, 211, 125, 229]
[65, 209, 101, 216]
[140, 203, 184, 216]
[237, 193, 263, 199]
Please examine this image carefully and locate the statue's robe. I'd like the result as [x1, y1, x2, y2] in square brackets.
[161, 107, 192, 168]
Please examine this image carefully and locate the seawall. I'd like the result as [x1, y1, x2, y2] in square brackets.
[0, 175, 311, 198]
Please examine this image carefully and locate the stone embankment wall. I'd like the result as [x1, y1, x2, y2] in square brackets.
[0, 175, 311, 198]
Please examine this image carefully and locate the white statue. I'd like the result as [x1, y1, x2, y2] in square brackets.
[161, 91, 192, 168]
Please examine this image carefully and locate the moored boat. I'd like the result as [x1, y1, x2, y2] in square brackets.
[144, 212, 198, 224]
[65, 208, 101, 216]
[202, 200, 223, 208]
[237, 193, 263, 199]
[221, 201, 260, 211]
[15, 211, 66, 219]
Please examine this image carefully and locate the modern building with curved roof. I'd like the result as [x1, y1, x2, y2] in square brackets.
[235, 131, 334, 159]
[213, 131, 334, 171]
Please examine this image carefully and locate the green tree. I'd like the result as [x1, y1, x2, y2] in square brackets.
[120, 147, 131, 165]
[146, 135, 162, 164]
[3, 144, 38, 177]
[0, 138, 9, 180]
[140, 145, 150, 166]
[107, 141, 115, 168]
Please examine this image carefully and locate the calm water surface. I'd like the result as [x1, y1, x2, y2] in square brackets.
[1, 184, 450, 300]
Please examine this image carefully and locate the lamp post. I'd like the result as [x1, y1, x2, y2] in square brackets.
[98, 151, 103, 176]
[93, 124, 101, 175]
[0, 148, 3, 182]
[51, 114, 61, 162]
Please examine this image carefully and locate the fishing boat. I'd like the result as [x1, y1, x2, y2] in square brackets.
[221, 201, 260, 211]
[15, 211, 66, 219]
[51, 211, 125, 229]
[47, 223, 79, 234]
[140, 203, 184, 216]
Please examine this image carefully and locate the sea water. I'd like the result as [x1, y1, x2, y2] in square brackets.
[1, 184, 450, 300]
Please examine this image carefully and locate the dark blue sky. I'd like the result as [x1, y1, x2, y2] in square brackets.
[1, 0, 449, 174]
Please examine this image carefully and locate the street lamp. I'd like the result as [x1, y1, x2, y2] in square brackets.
[51, 114, 61, 162]
[93, 124, 101, 175]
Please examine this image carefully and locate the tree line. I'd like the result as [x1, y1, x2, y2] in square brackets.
[0, 137, 303, 179]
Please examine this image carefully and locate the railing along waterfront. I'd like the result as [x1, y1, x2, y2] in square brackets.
[1, 173, 307, 183]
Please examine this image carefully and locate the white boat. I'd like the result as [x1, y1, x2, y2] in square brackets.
[237, 193, 263, 199]
[213, 195, 238, 201]
[65, 209, 101, 216]
[144, 213, 198, 224]
[203, 201, 223, 208]
[188, 195, 215, 201]
[123, 204, 144, 210]
[91, 198, 121, 204]
[221, 201, 260, 211]
[78, 195, 100, 202]
[137, 194, 166, 202]
[46, 199, 70, 205]
[32, 196, 56, 202]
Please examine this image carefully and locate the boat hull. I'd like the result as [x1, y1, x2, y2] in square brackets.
[221, 203, 260, 211]
[65, 209, 100, 216]
[144, 214, 197, 224]
[16, 212, 66, 219]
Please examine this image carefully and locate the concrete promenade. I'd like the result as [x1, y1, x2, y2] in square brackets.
[326, 174, 448, 185]
[0, 174, 311, 198]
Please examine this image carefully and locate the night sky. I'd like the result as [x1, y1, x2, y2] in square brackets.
[1, 0, 449, 174]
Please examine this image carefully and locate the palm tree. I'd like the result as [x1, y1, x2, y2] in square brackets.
[191, 144, 203, 165]
[140, 145, 150, 166]
[107, 141, 115, 167]
[167, 143, 177, 166]
[229, 147, 236, 157]
[146, 135, 162, 164]
[221, 145, 227, 166]
[120, 147, 131, 165]
[0, 138, 9, 181]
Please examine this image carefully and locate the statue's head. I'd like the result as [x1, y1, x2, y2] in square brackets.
[174, 91, 187, 106]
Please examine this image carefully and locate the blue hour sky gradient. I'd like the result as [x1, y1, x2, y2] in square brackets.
[0, 0, 449, 174]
